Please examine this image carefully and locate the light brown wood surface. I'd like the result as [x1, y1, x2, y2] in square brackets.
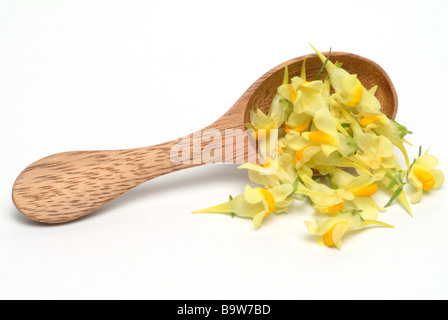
[12, 52, 398, 224]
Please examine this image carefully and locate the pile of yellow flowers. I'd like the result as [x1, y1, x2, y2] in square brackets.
[193, 45, 444, 250]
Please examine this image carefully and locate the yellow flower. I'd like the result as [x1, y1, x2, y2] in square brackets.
[267, 94, 291, 129]
[372, 117, 412, 170]
[354, 109, 412, 171]
[285, 112, 312, 133]
[192, 184, 294, 229]
[379, 167, 413, 216]
[278, 78, 302, 106]
[298, 145, 370, 176]
[408, 153, 444, 203]
[310, 45, 363, 108]
[281, 131, 321, 169]
[245, 93, 291, 141]
[245, 109, 276, 141]
[310, 44, 381, 112]
[279, 78, 327, 117]
[330, 105, 397, 175]
[304, 211, 394, 250]
[331, 168, 383, 219]
[238, 153, 298, 189]
[301, 107, 340, 157]
[295, 168, 354, 214]
[350, 112, 396, 170]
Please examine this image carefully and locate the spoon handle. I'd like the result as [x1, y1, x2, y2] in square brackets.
[10, 139, 178, 223]
[12, 98, 252, 224]
[12, 127, 238, 224]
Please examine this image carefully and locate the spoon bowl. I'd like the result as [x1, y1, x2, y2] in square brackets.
[244, 52, 397, 121]
[12, 51, 398, 224]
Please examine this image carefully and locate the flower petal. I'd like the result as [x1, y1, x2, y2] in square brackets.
[431, 169, 445, 189]
[351, 197, 380, 220]
[269, 184, 294, 201]
[416, 154, 439, 169]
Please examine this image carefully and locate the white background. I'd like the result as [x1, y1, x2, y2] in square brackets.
[1, 0, 448, 300]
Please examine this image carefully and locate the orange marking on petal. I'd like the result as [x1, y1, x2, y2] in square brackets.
[294, 145, 312, 163]
[323, 221, 344, 247]
[345, 82, 363, 107]
[309, 130, 335, 144]
[257, 188, 276, 215]
[351, 184, 378, 197]
[414, 167, 435, 191]
[323, 200, 345, 214]
[290, 85, 297, 103]
[285, 118, 311, 134]
[360, 115, 384, 127]
[263, 158, 271, 168]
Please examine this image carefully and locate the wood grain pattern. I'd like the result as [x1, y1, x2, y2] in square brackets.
[12, 52, 398, 224]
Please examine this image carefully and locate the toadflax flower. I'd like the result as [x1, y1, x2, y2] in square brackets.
[304, 210, 394, 250]
[295, 168, 354, 214]
[245, 108, 276, 141]
[330, 168, 384, 219]
[192, 184, 294, 229]
[310, 44, 382, 113]
[245, 94, 291, 141]
[407, 152, 444, 203]
[238, 153, 299, 189]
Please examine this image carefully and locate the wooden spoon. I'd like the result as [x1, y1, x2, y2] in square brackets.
[12, 52, 398, 224]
